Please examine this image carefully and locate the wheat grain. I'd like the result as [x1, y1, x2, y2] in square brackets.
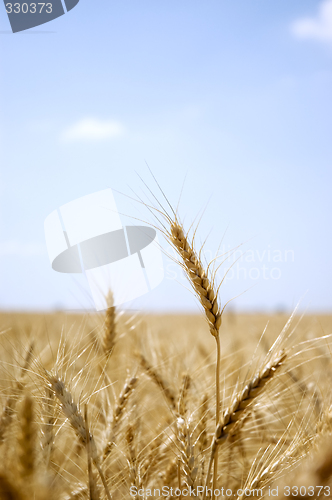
[126, 423, 139, 494]
[102, 291, 117, 356]
[177, 373, 191, 417]
[45, 371, 94, 452]
[216, 350, 286, 444]
[139, 354, 176, 410]
[103, 374, 138, 460]
[177, 416, 198, 489]
[41, 387, 56, 465]
[18, 393, 35, 479]
[0, 343, 34, 444]
[168, 221, 221, 338]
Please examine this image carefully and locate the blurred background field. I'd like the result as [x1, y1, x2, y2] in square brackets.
[2, 311, 332, 387]
[2, 311, 331, 352]
[1, 310, 332, 498]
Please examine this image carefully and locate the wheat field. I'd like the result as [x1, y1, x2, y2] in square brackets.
[1, 205, 332, 500]
[1, 309, 332, 500]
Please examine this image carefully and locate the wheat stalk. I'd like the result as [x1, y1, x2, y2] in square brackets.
[139, 431, 165, 485]
[18, 393, 35, 479]
[0, 343, 34, 444]
[203, 349, 287, 499]
[103, 375, 138, 460]
[102, 291, 117, 356]
[44, 371, 111, 500]
[45, 371, 95, 452]
[126, 423, 139, 495]
[177, 373, 191, 417]
[176, 373, 198, 490]
[195, 394, 209, 455]
[139, 354, 176, 410]
[165, 217, 222, 498]
[177, 416, 198, 490]
[84, 405, 101, 500]
[41, 387, 56, 465]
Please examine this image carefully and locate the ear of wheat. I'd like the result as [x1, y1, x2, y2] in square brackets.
[102, 291, 117, 356]
[168, 221, 222, 338]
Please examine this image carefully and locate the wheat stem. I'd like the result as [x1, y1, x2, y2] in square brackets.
[203, 350, 286, 500]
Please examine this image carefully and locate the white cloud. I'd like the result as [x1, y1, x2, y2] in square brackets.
[61, 118, 125, 142]
[291, 0, 332, 42]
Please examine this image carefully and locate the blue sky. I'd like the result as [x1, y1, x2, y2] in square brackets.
[0, 0, 331, 313]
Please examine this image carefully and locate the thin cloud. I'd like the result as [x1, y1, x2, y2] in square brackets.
[291, 0, 332, 42]
[61, 118, 125, 142]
